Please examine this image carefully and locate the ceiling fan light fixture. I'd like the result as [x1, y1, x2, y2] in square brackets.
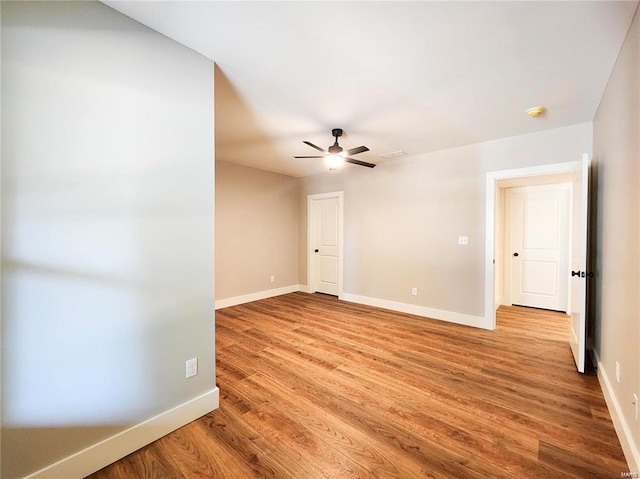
[294, 129, 375, 169]
[326, 154, 344, 170]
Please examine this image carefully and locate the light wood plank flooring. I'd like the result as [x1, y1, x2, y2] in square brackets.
[88, 292, 627, 478]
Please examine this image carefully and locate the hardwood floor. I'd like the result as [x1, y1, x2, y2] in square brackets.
[88, 293, 627, 478]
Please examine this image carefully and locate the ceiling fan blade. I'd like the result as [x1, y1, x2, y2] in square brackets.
[294, 156, 324, 158]
[303, 141, 327, 153]
[345, 157, 376, 168]
[346, 145, 369, 156]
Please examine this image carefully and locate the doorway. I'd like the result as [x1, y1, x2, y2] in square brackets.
[307, 191, 344, 297]
[485, 163, 577, 326]
[485, 156, 590, 373]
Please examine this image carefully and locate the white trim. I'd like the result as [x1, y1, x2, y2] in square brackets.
[485, 160, 582, 330]
[24, 388, 219, 479]
[486, 172, 497, 330]
[307, 191, 344, 298]
[342, 293, 489, 330]
[215, 284, 301, 310]
[595, 352, 639, 474]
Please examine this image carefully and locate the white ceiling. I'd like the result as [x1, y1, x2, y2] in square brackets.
[105, 1, 638, 177]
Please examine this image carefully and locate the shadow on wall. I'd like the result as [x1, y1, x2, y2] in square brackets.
[2, 259, 152, 425]
[1, 258, 186, 478]
[215, 65, 292, 164]
[2, 257, 213, 478]
[588, 158, 601, 355]
[1, 2, 215, 477]
[2, 426, 126, 476]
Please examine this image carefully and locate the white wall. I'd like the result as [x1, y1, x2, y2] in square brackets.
[1, 2, 215, 477]
[300, 123, 592, 328]
[592, 4, 640, 471]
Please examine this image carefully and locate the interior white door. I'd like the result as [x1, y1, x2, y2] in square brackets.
[569, 157, 590, 373]
[508, 184, 570, 311]
[309, 194, 342, 296]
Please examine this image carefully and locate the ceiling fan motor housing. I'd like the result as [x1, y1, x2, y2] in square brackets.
[329, 128, 344, 153]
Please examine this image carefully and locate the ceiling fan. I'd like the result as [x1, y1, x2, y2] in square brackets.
[294, 128, 375, 169]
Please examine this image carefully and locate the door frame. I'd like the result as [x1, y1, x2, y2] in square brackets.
[307, 191, 344, 298]
[485, 157, 588, 330]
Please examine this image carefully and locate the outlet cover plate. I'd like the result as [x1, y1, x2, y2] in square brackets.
[186, 358, 198, 379]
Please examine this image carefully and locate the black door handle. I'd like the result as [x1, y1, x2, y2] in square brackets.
[513, 252, 519, 257]
[572, 271, 595, 278]
[314, 249, 319, 253]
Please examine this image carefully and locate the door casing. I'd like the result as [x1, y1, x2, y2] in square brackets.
[485, 158, 588, 330]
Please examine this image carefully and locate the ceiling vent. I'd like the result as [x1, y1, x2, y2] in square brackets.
[379, 150, 407, 159]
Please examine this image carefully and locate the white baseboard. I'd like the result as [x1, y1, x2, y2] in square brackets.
[25, 388, 219, 479]
[215, 284, 301, 310]
[216, 287, 487, 329]
[341, 293, 489, 330]
[595, 352, 639, 474]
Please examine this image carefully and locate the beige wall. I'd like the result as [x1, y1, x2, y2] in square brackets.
[215, 161, 299, 301]
[299, 123, 592, 318]
[593, 4, 640, 468]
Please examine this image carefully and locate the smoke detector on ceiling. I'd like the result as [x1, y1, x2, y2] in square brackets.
[526, 106, 547, 118]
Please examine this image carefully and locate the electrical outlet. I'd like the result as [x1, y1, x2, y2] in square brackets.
[633, 394, 638, 421]
[270, 275, 275, 283]
[411, 287, 418, 296]
[186, 358, 198, 379]
[458, 236, 469, 245]
[616, 361, 620, 383]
